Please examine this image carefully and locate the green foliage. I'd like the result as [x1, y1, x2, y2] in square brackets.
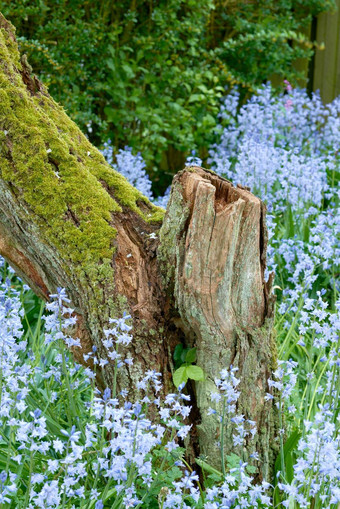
[0, 268, 188, 508]
[173, 344, 195, 369]
[273, 429, 302, 505]
[0, 0, 335, 192]
[173, 346, 205, 388]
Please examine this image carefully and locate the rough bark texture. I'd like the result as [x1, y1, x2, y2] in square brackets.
[158, 169, 277, 479]
[0, 13, 173, 395]
[0, 14, 277, 480]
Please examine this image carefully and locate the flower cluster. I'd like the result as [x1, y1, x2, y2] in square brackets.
[208, 82, 340, 507]
[210, 84, 339, 213]
[162, 366, 272, 508]
[279, 406, 340, 507]
[0, 277, 197, 508]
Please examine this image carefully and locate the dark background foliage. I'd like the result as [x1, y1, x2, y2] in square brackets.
[0, 0, 335, 193]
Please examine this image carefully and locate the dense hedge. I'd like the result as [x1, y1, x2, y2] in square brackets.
[0, 0, 335, 192]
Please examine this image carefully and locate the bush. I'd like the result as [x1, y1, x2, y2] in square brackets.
[0, 0, 335, 192]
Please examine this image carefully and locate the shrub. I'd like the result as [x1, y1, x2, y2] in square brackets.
[0, 0, 335, 191]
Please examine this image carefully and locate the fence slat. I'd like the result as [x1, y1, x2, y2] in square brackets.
[313, 0, 340, 103]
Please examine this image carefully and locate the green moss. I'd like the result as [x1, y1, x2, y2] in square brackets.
[0, 20, 164, 282]
[146, 207, 166, 223]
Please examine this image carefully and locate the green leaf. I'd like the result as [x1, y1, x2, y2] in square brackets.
[284, 203, 295, 238]
[188, 93, 204, 103]
[275, 429, 301, 483]
[173, 344, 183, 362]
[197, 84, 208, 93]
[173, 366, 188, 388]
[285, 451, 295, 484]
[106, 58, 116, 72]
[186, 365, 204, 381]
[104, 106, 119, 122]
[195, 458, 223, 479]
[122, 63, 135, 79]
[202, 114, 216, 126]
[226, 453, 241, 470]
[246, 464, 257, 474]
[185, 347, 197, 364]
[180, 349, 189, 363]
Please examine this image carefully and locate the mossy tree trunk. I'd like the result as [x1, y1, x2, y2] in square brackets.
[0, 14, 277, 480]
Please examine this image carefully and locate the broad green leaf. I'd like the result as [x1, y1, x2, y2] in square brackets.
[180, 348, 188, 363]
[275, 429, 301, 482]
[186, 365, 204, 381]
[173, 344, 183, 362]
[185, 347, 197, 364]
[106, 59, 116, 72]
[188, 93, 204, 103]
[226, 453, 241, 470]
[173, 366, 188, 388]
[197, 84, 208, 93]
[122, 63, 135, 79]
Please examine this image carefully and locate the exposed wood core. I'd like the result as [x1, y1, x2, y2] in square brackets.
[0, 224, 49, 300]
[159, 168, 277, 479]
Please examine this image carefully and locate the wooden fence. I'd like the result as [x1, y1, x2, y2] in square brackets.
[312, 0, 340, 103]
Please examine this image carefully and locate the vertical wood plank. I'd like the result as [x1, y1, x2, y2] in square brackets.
[335, 6, 340, 99]
[313, 0, 340, 103]
[293, 23, 312, 88]
[313, 12, 327, 93]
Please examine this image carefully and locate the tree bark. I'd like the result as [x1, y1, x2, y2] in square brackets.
[0, 14, 277, 480]
[159, 169, 277, 479]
